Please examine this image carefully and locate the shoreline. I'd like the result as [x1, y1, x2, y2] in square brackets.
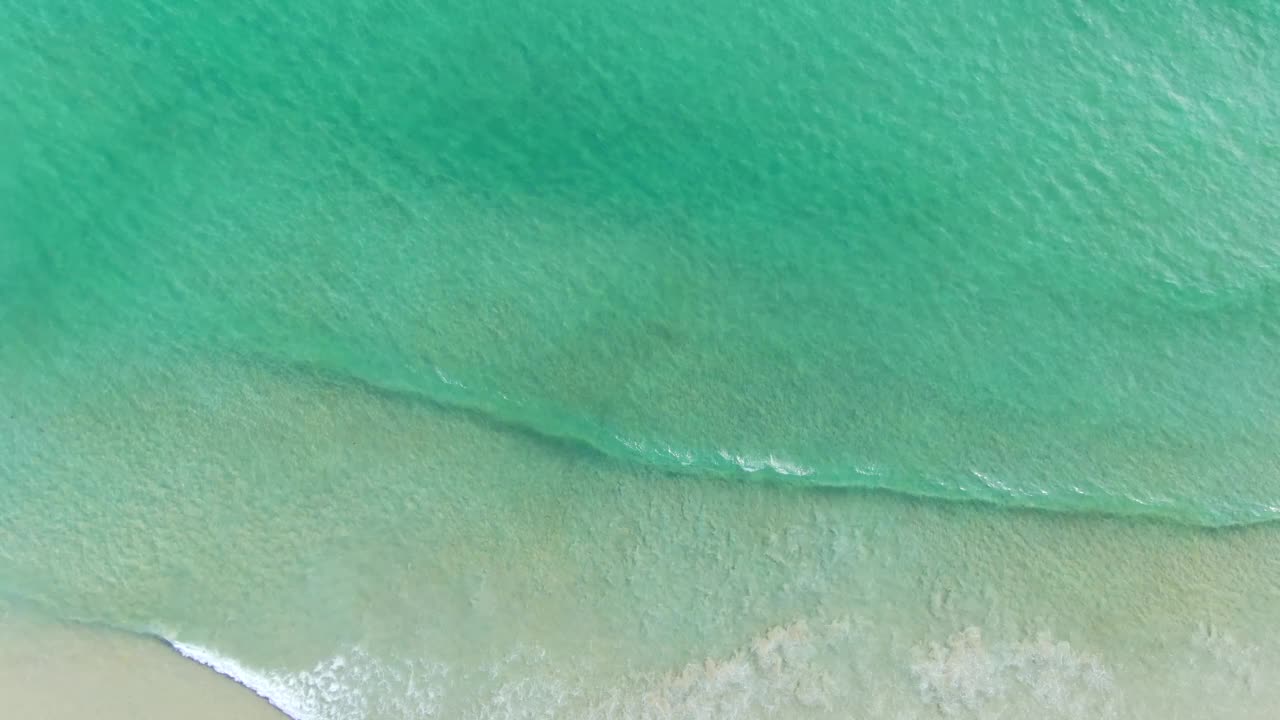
[5, 351, 1280, 719]
[11, 587, 1280, 720]
[0, 608, 286, 720]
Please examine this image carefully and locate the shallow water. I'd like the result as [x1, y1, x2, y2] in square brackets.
[3, 0, 1280, 717]
[5, 355, 1280, 718]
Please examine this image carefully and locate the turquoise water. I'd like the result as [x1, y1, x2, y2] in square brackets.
[3, 0, 1280, 717]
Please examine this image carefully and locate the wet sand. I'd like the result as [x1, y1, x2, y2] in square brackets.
[0, 609, 283, 720]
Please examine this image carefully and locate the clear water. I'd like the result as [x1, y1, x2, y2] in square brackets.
[3, 1, 1280, 717]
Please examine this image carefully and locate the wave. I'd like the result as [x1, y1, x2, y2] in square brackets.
[287, 357, 1280, 529]
[163, 619, 1130, 720]
[169, 640, 450, 720]
[169, 641, 309, 719]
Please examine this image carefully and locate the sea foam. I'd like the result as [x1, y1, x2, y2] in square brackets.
[168, 641, 448, 720]
[167, 620, 1128, 720]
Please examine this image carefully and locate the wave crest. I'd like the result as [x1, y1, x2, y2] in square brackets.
[292, 359, 1279, 528]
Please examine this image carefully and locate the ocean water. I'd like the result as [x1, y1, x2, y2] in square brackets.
[3, 0, 1280, 718]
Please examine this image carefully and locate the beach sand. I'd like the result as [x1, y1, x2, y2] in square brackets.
[0, 608, 284, 720]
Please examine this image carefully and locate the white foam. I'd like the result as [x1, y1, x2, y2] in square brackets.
[169, 640, 448, 720]
[909, 627, 1118, 719]
[614, 435, 817, 476]
[717, 449, 816, 476]
[169, 641, 309, 719]
[164, 619, 845, 720]
[580, 619, 849, 720]
[612, 435, 697, 466]
[168, 622, 1133, 720]
[434, 368, 467, 389]
[659, 444, 697, 465]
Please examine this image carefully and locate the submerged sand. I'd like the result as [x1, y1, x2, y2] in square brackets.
[4, 355, 1280, 719]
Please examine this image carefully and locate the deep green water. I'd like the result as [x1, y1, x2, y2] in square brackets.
[3, 1, 1280, 718]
